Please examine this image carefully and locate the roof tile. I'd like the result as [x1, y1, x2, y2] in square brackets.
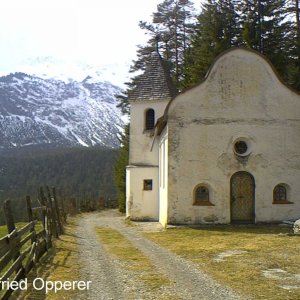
[129, 52, 177, 101]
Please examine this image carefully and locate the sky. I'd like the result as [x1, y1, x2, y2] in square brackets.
[0, 0, 202, 85]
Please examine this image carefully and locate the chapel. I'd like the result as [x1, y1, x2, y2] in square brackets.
[126, 47, 300, 227]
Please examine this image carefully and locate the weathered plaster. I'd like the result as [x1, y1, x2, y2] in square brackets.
[129, 99, 169, 166]
[127, 98, 169, 221]
[166, 48, 300, 224]
[127, 48, 300, 226]
[126, 166, 159, 221]
[158, 127, 169, 227]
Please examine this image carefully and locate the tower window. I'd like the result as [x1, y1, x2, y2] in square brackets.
[145, 109, 155, 130]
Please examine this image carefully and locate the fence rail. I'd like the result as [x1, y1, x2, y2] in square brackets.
[0, 186, 66, 300]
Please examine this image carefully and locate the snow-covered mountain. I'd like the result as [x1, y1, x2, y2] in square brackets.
[0, 71, 125, 149]
[3, 56, 131, 88]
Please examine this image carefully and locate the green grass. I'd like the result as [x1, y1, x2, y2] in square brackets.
[0, 224, 8, 238]
[0, 221, 46, 299]
[22, 217, 81, 299]
[0, 222, 44, 238]
[145, 225, 300, 300]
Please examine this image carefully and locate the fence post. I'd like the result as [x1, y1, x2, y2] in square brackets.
[26, 195, 36, 245]
[60, 190, 67, 223]
[39, 187, 52, 249]
[39, 187, 47, 228]
[52, 187, 64, 234]
[3, 199, 16, 234]
[71, 198, 77, 214]
[46, 186, 58, 238]
[26, 195, 33, 222]
[3, 199, 24, 278]
[61, 197, 67, 223]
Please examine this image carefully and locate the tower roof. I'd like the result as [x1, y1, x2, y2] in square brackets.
[129, 52, 177, 102]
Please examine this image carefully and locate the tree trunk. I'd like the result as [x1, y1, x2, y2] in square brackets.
[296, 0, 300, 66]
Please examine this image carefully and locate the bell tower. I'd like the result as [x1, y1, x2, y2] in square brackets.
[126, 52, 176, 220]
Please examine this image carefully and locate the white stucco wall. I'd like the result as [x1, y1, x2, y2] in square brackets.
[129, 99, 169, 166]
[126, 166, 159, 221]
[159, 127, 169, 227]
[127, 98, 169, 221]
[166, 48, 300, 224]
[126, 168, 131, 217]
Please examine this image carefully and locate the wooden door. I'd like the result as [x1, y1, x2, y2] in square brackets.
[230, 172, 255, 223]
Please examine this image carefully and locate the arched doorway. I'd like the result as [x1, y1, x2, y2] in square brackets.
[230, 172, 255, 223]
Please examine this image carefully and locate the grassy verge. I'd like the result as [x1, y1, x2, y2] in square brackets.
[96, 227, 172, 296]
[0, 222, 44, 288]
[0, 224, 9, 237]
[144, 225, 300, 300]
[0, 225, 6, 237]
[0, 222, 32, 237]
[22, 217, 81, 299]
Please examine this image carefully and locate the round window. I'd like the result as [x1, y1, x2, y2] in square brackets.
[233, 138, 252, 157]
[234, 141, 248, 155]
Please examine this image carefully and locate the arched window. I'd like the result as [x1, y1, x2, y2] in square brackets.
[193, 185, 214, 206]
[273, 184, 291, 204]
[145, 109, 155, 130]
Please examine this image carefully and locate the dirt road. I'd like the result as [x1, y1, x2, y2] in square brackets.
[76, 210, 246, 300]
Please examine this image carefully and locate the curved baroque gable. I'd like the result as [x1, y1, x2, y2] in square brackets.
[166, 48, 300, 121]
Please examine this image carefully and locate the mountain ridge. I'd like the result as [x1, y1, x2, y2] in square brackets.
[0, 71, 124, 149]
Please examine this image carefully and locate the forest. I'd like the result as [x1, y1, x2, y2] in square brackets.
[0, 146, 118, 225]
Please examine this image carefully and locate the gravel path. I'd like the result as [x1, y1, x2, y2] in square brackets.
[76, 210, 247, 300]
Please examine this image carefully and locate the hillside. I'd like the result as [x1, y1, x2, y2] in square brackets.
[0, 145, 118, 225]
[0, 72, 124, 149]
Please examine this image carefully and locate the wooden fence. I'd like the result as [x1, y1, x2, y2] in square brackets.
[0, 186, 66, 300]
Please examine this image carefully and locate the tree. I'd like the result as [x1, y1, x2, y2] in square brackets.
[237, 0, 290, 78]
[294, 0, 300, 88]
[133, 0, 195, 88]
[114, 125, 129, 213]
[114, 1, 195, 213]
[182, 0, 299, 90]
[285, 0, 300, 89]
[182, 0, 239, 87]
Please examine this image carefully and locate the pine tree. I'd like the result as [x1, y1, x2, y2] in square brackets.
[114, 124, 129, 213]
[237, 0, 290, 78]
[285, 0, 300, 89]
[133, 0, 195, 88]
[182, 0, 238, 87]
[114, 1, 196, 213]
[295, 0, 300, 88]
[183, 0, 297, 90]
